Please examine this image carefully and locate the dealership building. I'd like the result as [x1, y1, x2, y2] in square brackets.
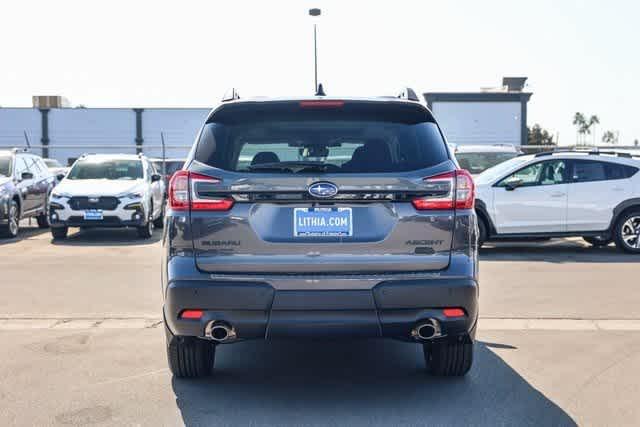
[424, 77, 532, 147]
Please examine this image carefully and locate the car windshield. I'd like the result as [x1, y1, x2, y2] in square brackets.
[67, 159, 143, 180]
[0, 156, 11, 177]
[195, 104, 449, 173]
[152, 160, 184, 175]
[474, 155, 532, 185]
[44, 159, 62, 168]
[455, 152, 519, 175]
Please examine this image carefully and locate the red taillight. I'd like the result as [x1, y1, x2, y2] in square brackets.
[411, 169, 475, 211]
[299, 100, 345, 108]
[180, 309, 203, 320]
[168, 170, 234, 212]
[443, 308, 466, 318]
[168, 170, 190, 211]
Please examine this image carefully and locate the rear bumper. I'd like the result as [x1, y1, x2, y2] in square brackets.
[163, 277, 478, 342]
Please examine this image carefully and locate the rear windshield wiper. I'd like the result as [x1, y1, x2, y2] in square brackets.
[246, 161, 330, 172]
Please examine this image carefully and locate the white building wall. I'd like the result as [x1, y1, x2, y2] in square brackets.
[0, 108, 42, 152]
[141, 109, 210, 160]
[432, 102, 521, 146]
[48, 109, 137, 165]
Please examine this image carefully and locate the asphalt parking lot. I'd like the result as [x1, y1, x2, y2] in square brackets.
[1, 224, 639, 426]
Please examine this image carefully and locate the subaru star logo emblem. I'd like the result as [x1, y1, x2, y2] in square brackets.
[308, 182, 338, 198]
[89, 197, 99, 203]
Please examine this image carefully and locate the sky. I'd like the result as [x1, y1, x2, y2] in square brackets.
[1, 0, 639, 146]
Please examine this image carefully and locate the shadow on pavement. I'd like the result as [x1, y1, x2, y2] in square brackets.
[0, 225, 49, 246]
[481, 240, 637, 263]
[172, 339, 577, 426]
[50, 227, 162, 247]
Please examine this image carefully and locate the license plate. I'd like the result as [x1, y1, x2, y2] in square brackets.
[294, 207, 352, 237]
[83, 210, 103, 220]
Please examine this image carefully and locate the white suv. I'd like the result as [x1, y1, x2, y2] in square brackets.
[48, 154, 165, 239]
[474, 151, 640, 253]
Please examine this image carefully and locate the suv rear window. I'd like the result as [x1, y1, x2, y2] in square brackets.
[194, 102, 449, 173]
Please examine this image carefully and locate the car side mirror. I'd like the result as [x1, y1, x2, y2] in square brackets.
[151, 174, 162, 182]
[21, 172, 34, 180]
[504, 179, 523, 191]
[56, 173, 66, 181]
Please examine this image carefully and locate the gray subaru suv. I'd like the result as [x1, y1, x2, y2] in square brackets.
[161, 93, 479, 378]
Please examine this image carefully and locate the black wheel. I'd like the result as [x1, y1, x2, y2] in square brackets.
[0, 200, 20, 238]
[477, 216, 488, 249]
[51, 226, 68, 240]
[613, 210, 640, 254]
[137, 218, 154, 238]
[36, 203, 50, 229]
[167, 337, 216, 378]
[424, 338, 474, 376]
[153, 202, 165, 229]
[583, 235, 612, 247]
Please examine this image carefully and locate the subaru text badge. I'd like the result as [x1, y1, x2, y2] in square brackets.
[308, 182, 338, 198]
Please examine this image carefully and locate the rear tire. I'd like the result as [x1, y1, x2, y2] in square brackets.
[477, 216, 488, 249]
[424, 338, 474, 377]
[613, 210, 640, 254]
[167, 337, 216, 378]
[583, 235, 612, 247]
[51, 226, 68, 240]
[0, 200, 20, 238]
[36, 204, 50, 229]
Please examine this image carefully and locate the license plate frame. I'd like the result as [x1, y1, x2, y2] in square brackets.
[83, 210, 104, 221]
[293, 207, 353, 237]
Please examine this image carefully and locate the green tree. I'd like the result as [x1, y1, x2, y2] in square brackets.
[527, 124, 555, 146]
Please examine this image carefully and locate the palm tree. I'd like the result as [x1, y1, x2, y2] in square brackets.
[573, 113, 600, 146]
[601, 130, 617, 145]
[573, 112, 586, 145]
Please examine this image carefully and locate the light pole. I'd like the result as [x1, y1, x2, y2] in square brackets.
[309, 8, 321, 93]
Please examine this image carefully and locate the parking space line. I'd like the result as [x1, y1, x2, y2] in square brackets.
[2, 317, 640, 331]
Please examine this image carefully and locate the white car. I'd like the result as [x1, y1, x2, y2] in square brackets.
[43, 158, 70, 181]
[474, 151, 640, 253]
[48, 154, 165, 239]
[452, 144, 522, 175]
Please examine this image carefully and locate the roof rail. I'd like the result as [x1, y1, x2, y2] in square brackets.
[11, 147, 28, 153]
[221, 88, 240, 102]
[397, 87, 420, 102]
[534, 149, 633, 158]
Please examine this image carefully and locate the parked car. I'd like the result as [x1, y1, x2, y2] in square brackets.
[43, 158, 69, 182]
[0, 149, 56, 238]
[149, 158, 185, 192]
[48, 153, 165, 239]
[161, 92, 479, 378]
[475, 151, 640, 253]
[452, 144, 522, 175]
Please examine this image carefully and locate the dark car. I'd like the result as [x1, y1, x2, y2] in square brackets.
[0, 149, 56, 238]
[161, 93, 479, 378]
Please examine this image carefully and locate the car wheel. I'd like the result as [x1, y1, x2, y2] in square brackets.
[614, 210, 640, 254]
[167, 337, 216, 378]
[36, 203, 50, 229]
[0, 200, 20, 238]
[424, 338, 474, 376]
[153, 202, 165, 229]
[477, 217, 487, 248]
[137, 216, 154, 239]
[583, 235, 612, 247]
[51, 226, 68, 240]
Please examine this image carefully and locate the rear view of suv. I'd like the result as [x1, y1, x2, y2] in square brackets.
[162, 94, 479, 378]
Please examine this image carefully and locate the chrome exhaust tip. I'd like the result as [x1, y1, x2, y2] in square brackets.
[411, 318, 442, 341]
[204, 321, 237, 343]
